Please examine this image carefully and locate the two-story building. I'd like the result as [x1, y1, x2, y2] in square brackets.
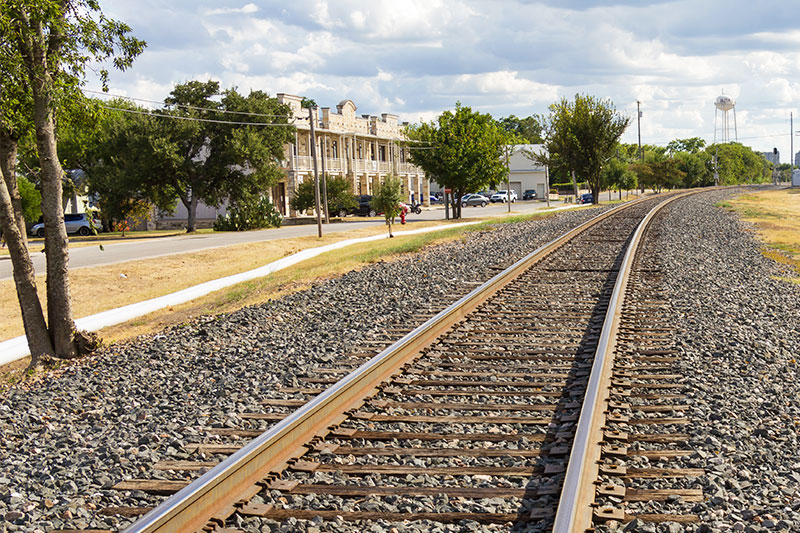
[274, 94, 430, 217]
[158, 95, 430, 227]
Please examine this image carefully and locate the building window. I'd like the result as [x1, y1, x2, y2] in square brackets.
[379, 145, 386, 162]
[358, 143, 363, 159]
[331, 141, 338, 159]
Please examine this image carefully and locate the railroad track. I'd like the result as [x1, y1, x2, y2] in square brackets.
[100, 193, 704, 533]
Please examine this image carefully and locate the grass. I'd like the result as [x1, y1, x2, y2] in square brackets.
[727, 188, 800, 280]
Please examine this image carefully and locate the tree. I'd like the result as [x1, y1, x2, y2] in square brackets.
[290, 175, 356, 215]
[497, 115, 543, 144]
[537, 94, 630, 204]
[673, 151, 712, 188]
[370, 175, 403, 238]
[706, 142, 771, 185]
[2, 0, 143, 362]
[144, 81, 295, 232]
[667, 137, 706, 154]
[601, 157, 637, 199]
[406, 102, 508, 219]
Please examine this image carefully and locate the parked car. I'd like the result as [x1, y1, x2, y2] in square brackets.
[334, 195, 376, 217]
[522, 189, 538, 201]
[490, 190, 517, 203]
[460, 193, 489, 207]
[579, 193, 594, 204]
[429, 195, 439, 203]
[354, 195, 377, 216]
[30, 212, 101, 238]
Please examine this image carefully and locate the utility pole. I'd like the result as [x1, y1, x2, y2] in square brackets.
[309, 106, 322, 237]
[636, 100, 643, 162]
[505, 145, 512, 213]
[544, 163, 551, 208]
[791, 112, 794, 176]
[321, 137, 329, 223]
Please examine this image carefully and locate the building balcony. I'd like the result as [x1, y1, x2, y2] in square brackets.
[289, 156, 423, 176]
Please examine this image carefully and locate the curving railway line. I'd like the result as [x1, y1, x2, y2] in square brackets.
[104, 192, 705, 533]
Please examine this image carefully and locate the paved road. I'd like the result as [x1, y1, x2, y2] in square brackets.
[0, 200, 564, 280]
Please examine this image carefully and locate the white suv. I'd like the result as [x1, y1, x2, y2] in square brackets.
[30, 213, 102, 238]
[490, 190, 517, 203]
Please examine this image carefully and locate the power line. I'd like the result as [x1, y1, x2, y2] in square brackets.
[100, 105, 296, 127]
[84, 88, 293, 119]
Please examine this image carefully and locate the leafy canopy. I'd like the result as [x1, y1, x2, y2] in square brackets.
[290, 175, 357, 213]
[370, 175, 404, 236]
[406, 102, 509, 218]
[538, 94, 630, 204]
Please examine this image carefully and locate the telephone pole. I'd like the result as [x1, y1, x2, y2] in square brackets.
[636, 100, 643, 162]
[309, 106, 323, 237]
[791, 112, 794, 174]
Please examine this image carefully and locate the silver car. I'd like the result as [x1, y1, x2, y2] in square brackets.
[461, 194, 489, 207]
[30, 213, 101, 238]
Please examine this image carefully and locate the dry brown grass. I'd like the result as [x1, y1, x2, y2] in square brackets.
[0, 220, 461, 342]
[728, 188, 800, 278]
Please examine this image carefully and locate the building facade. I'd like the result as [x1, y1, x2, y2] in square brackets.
[275, 94, 429, 217]
[158, 95, 430, 227]
[505, 144, 549, 199]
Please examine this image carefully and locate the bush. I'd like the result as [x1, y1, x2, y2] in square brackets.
[18, 175, 42, 224]
[214, 197, 282, 231]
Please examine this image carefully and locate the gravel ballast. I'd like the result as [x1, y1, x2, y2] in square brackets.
[0, 207, 610, 532]
[2, 188, 799, 533]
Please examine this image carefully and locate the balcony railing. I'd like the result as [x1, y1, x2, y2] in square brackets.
[290, 156, 422, 175]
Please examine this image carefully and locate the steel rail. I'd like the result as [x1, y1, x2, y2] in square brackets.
[552, 191, 695, 532]
[124, 196, 654, 533]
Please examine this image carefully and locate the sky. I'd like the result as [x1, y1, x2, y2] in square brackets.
[92, 0, 800, 162]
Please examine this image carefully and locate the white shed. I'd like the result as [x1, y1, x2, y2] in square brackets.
[504, 144, 549, 199]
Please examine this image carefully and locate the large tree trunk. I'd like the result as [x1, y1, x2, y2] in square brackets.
[0, 133, 27, 245]
[32, 88, 77, 358]
[0, 146, 55, 367]
[185, 189, 198, 233]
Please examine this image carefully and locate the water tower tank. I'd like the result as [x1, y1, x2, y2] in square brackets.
[715, 95, 735, 111]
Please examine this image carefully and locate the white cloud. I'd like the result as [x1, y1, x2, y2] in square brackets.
[92, 0, 800, 158]
[204, 3, 259, 16]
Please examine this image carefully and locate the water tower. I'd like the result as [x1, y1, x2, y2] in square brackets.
[713, 94, 737, 143]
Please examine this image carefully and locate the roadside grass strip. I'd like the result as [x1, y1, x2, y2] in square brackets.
[0, 221, 484, 365]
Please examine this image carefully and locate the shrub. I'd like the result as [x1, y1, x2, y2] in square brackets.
[214, 197, 282, 231]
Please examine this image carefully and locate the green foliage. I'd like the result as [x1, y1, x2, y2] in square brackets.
[406, 102, 509, 218]
[667, 137, 706, 154]
[213, 197, 282, 231]
[71, 83, 295, 232]
[631, 159, 685, 192]
[497, 115, 543, 144]
[537, 94, 630, 204]
[706, 142, 771, 185]
[290, 175, 357, 213]
[601, 157, 637, 191]
[673, 151, 712, 187]
[370, 175, 403, 236]
[17, 174, 41, 223]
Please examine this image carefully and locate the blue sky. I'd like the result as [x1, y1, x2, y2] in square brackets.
[94, 0, 800, 161]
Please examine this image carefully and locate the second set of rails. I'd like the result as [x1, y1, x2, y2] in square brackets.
[107, 193, 704, 532]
